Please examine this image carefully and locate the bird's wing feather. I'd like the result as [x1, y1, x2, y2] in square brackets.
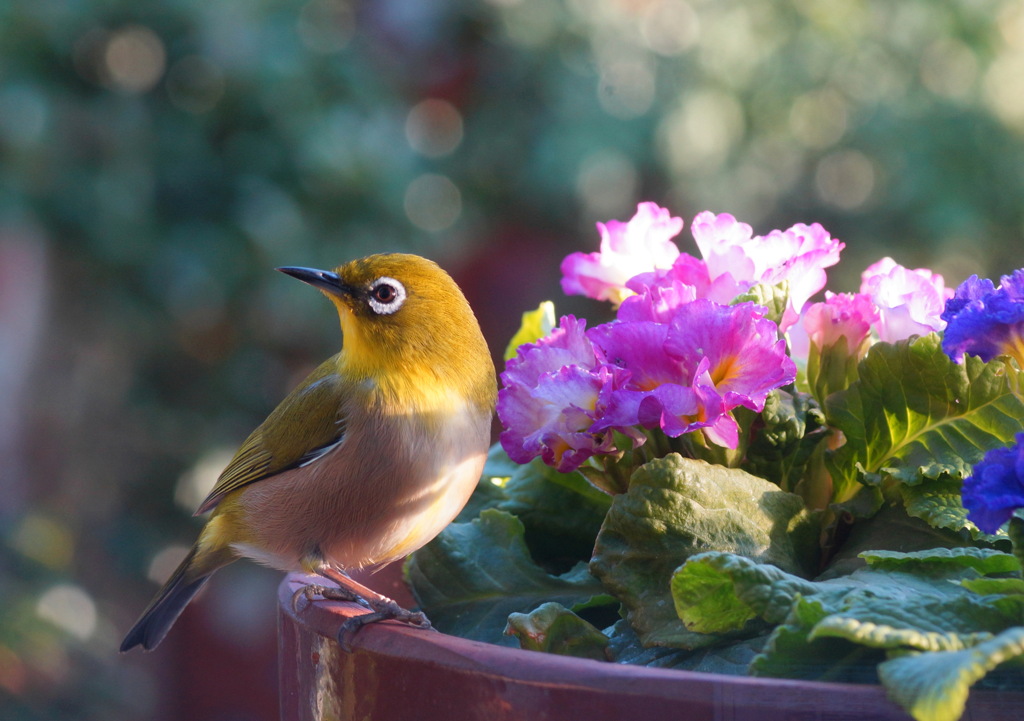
[196, 355, 348, 514]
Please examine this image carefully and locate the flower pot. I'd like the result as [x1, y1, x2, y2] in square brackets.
[277, 569, 1024, 721]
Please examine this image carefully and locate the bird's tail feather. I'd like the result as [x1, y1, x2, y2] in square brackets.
[120, 545, 228, 652]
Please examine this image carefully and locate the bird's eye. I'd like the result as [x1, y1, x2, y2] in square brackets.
[366, 277, 406, 315]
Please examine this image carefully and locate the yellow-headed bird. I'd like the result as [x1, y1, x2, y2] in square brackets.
[121, 253, 496, 652]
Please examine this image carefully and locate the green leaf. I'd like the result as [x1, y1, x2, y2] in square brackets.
[817, 504, 973, 580]
[878, 627, 1024, 721]
[504, 602, 610, 661]
[860, 547, 1021, 575]
[672, 552, 822, 633]
[897, 477, 983, 537]
[590, 455, 818, 648]
[825, 334, 1024, 505]
[961, 578, 1024, 596]
[751, 596, 884, 683]
[406, 509, 605, 644]
[457, 448, 612, 570]
[496, 458, 611, 571]
[809, 593, 1015, 651]
[504, 301, 556, 361]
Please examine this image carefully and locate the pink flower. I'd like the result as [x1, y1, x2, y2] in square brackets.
[616, 279, 699, 324]
[860, 257, 953, 343]
[789, 293, 880, 401]
[561, 202, 682, 304]
[689, 212, 844, 330]
[626, 254, 742, 309]
[663, 300, 796, 416]
[797, 292, 879, 356]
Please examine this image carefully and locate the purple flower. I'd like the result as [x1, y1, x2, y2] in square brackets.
[941, 270, 1024, 366]
[587, 300, 795, 449]
[859, 257, 952, 343]
[499, 365, 619, 472]
[586, 320, 730, 443]
[561, 202, 683, 305]
[498, 315, 636, 472]
[962, 432, 1024, 534]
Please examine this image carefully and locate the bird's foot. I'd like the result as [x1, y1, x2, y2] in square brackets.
[335, 596, 433, 652]
[291, 580, 432, 652]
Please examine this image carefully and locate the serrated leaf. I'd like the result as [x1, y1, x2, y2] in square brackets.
[878, 627, 1024, 721]
[897, 477, 983, 537]
[860, 547, 1021, 575]
[406, 509, 605, 644]
[810, 593, 1015, 651]
[590, 455, 818, 648]
[504, 602, 611, 661]
[750, 596, 884, 683]
[825, 334, 1024, 504]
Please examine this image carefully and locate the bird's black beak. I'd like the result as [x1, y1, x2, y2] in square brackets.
[276, 267, 354, 298]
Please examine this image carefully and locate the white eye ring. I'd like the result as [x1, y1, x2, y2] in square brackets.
[366, 276, 406, 315]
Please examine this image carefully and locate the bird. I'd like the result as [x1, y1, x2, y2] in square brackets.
[120, 253, 496, 652]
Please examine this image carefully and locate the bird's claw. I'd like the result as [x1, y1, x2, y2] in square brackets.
[335, 597, 434, 652]
[292, 579, 433, 651]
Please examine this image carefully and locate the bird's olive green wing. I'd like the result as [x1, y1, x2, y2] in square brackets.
[195, 355, 347, 514]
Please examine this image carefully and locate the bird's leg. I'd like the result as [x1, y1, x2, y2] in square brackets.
[306, 566, 432, 651]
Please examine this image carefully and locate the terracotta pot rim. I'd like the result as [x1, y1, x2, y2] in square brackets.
[279, 572, 1024, 720]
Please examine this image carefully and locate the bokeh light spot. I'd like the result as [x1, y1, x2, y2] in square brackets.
[640, 0, 699, 56]
[789, 88, 848, 149]
[983, 51, 1024, 133]
[404, 174, 462, 232]
[659, 89, 745, 172]
[148, 545, 191, 585]
[11, 514, 74, 571]
[175, 447, 237, 512]
[102, 26, 166, 94]
[598, 56, 656, 119]
[405, 99, 464, 158]
[815, 149, 876, 210]
[576, 148, 638, 218]
[37, 585, 98, 641]
[919, 39, 978, 101]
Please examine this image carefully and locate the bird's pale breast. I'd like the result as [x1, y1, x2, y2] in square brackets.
[225, 397, 490, 572]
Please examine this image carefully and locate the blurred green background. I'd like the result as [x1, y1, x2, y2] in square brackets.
[2, 0, 1023, 719]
